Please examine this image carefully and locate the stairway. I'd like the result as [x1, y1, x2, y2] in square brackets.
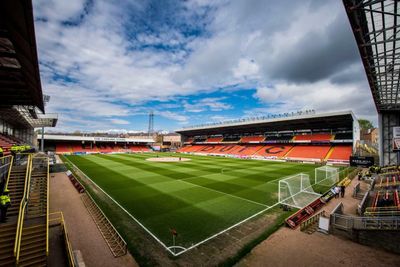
[17, 161, 48, 266]
[6, 165, 27, 217]
[18, 224, 47, 267]
[282, 145, 295, 158]
[0, 223, 17, 266]
[27, 171, 48, 218]
[324, 146, 335, 161]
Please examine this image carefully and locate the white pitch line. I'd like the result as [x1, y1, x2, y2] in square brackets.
[100, 153, 269, 208]
[173, 202, 281, 256]
[176, 177, 269, 208]
[63, 155, 282, 257]
[63, 156, 177, 255]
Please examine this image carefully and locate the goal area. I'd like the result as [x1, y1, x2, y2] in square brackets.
[278, 173, 321, 209]
[315, 166, 339, 187]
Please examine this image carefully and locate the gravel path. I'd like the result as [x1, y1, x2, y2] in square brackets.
[237, 177, 400, 267]
[50, 172, 138, 267]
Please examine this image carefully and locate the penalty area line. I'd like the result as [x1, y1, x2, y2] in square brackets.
[63, 156, 281, 257]
[62, 156, 182, 256]
[177, 177, 269, 208]
[173, 201, 281, 257]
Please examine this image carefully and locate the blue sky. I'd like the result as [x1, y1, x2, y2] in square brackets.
[33, 0, 377, 133]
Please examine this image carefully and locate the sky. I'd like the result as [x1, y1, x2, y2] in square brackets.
[33, 0, 378, 133]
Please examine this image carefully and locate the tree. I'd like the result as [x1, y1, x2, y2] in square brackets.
[358, 119, 374, 130]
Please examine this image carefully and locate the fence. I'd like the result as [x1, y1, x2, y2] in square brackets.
[13, 153, 30, 166]
[49, 212, 76, 267]
[331, 203, 400, 231]
[300, 210, 326, 232]
[81, 193, 127, 257]
[352, 183, 361, 198]
[357, 191, 370, 215]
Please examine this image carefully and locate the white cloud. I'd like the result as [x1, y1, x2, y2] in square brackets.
[232, 58, 260, 80]
[108, 119, 130, 125]
[253, 86, 279, 102]
[183, 97, 232, 113]
[33, 0, 377, 131]
[158, 111, 189, 123]
[252, 80, 377, 123]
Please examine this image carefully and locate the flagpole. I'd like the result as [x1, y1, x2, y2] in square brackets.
[173, 235, 176, 253]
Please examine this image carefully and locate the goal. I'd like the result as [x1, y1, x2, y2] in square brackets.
[315, 166, 339, 187]
[278, 173, 321, 209]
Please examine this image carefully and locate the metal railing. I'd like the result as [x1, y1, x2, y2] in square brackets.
[49, 212, 76, 267]
[358, 191, 370, 215]
[29, 155, 50, 255]
[364, 206, 400, 217]
[13, 153, 31, 166]
[81, 193, 127, 257]
[14, 154, 32, 261]
[353, 182, 361, 198]
[331, 213, 400, 230]
[300, 210, 325, 232]
[1, 155, 13, 189]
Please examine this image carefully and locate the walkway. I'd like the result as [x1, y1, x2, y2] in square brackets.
[50, 172, 138, 267]
[237, 177, 400, 267]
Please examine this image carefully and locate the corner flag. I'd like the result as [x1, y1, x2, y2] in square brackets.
[171, 228, 178, 236]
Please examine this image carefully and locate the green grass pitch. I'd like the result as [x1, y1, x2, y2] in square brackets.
[64, 153, 329, 250]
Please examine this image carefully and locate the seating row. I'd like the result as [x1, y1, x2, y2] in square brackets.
[0, 134, 20, 155]
[55, 143, 151, 154]
[178, 144, 352, 161]
[185, 133, 353, 144]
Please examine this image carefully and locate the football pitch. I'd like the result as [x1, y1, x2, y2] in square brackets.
[64, 153, 329, 254]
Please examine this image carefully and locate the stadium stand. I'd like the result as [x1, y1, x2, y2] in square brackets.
[334, 132, 353, 140]
[178, 145, 205, 153]
[240, 136, 265, 143]
[222, 136, 241, 142]
[193, 136, 207, 142]
[178, 142, 352, 163]
[328, 146, 353, 161]
[7, 164, 28, 217]
[0, 1, 76, 265]
[206, 137, 223, 143]
[0, 134, 30, 155]
[231, 145, 264, 156]
[294, 133, 332, 142]
[265, 135, 294, 142]
[55, 143, 72, 153]
[185, 137, 194, 143]
[255, 145, 294, 158]
[285, 145, 331, 161]
[43, 136, 153, 154]
[176, 111, 356, 164]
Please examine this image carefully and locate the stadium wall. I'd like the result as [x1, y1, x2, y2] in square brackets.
[331, 227, 400, 255]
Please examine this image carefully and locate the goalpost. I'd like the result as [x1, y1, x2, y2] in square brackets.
[315, 166, 339, 187]
[278, 173, 321, 209]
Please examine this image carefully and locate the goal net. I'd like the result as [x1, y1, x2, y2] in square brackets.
[315, 166, 339, 187]
[278, 173, 321, 209]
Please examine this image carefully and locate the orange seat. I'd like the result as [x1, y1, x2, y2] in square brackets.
[286, 145, 331, 160]
[328, 146, 352, 161]
[240, 136, 265, 143]
[255, 145, 293, 157]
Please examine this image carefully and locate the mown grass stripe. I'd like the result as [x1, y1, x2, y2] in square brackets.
[66, 153, 322, 247]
